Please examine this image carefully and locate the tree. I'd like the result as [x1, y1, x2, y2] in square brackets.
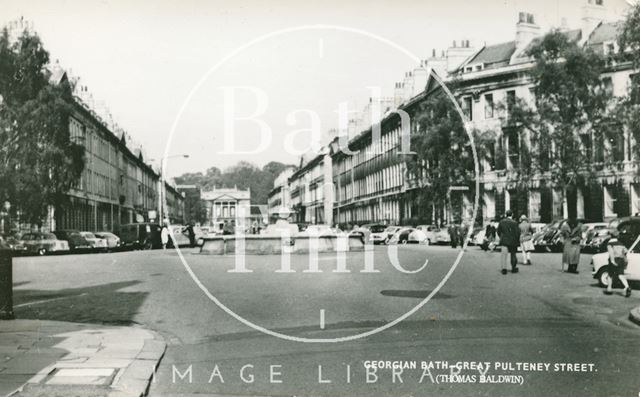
[0, 27, 85, 227]
[617, 2, 640, 163]
[405, 83, 477, 226]
[174, 161, 295, 208]
[618, 2, 640, 70]
[502, 30, 616, 219]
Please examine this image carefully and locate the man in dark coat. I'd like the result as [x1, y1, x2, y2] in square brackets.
[497, 210, 521, 275]
[185, 223, 196, 248]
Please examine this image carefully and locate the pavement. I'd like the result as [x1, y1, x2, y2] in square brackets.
[0, 319, 166, 397]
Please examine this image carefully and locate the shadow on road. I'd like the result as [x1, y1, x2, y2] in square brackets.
[13, 280, 148, 326]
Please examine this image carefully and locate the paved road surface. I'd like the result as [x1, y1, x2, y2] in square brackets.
[12, 245, 640, 396]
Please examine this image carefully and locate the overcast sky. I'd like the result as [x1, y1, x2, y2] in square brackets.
[1, 0, 632, 177]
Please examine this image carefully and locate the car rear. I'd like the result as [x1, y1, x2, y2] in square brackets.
[97, 233, 121, 250]
[367, 225, 387, 245]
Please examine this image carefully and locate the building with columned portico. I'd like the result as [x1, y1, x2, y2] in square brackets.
[201, 187, 251, 232]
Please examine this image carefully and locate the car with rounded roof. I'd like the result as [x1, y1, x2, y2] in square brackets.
[94, 232, 121, 250]
[20, 232, 70, 256]
[52, 230, 92, 252]
[415, 225, 451, 245]
[79, 232, 108, 252]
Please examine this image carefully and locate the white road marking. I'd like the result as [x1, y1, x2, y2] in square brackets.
[320, 309, 325, 329]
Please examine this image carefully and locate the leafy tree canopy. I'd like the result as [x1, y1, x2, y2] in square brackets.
[506, 30, 615, 189]
[174, 161, 294, 206]
[0, 27, 85, 226]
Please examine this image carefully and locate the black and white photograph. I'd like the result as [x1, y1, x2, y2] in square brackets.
[1, 0, 640, 396]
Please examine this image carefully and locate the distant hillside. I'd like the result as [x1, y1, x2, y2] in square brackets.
[174, 161, 295, 205]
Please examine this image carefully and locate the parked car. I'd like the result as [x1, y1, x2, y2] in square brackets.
[408, 228, 429, 244]
[20, 232, 70, 256]
[382, 226, 402, 244]
[118, 223, 163, 250]
[388, 227, 415, 244]
[80, 232, 108, 252]
[94, 232, 121, 250]
[348, 226, 370, 242]
[614, 217, 640, 248]
[415, 225, 451, 245]
[534, 219, 587, 252]
[365, 224, 388, 245]
[0, 233, 27, 254]
[52, 230, 92, 252]
[591, 228, 640, 287]
[580, 222, 608, 246]
[583, 228, 614, 253]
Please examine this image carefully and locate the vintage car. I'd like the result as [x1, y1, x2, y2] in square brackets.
[118, 223, 162, 250]
[583, 228, 614, 253]
[388, 227, 415, 244]
[94, 232, 121, 250]
[580, 222, 608, 246]
[364, 224, 388, 245]
[20, 232, 70, 256]
[0, 233, 27, 254]
[52, 230, 92, 252]
[592, 234, 640, 287]
[415, 225, 451, 245]
[80, 232, 108, 252]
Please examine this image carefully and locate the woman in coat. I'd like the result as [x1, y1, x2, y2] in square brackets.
[561, 218, 582, 273]
[160, 225, 169, 250]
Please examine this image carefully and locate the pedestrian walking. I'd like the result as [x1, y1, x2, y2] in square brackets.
[605, 230, 632, 297]
[160, 225, 169, 250]
[497, 210, 520, 274]
[561, 218, 582, 274]
[448, 223, 459, 249]
[519, 215, 534, 265]
[185, 223, 196, 248]
[459, 223, 468, 247]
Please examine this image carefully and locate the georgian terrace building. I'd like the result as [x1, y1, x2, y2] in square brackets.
[44, 68, 185, 233]
[271, 0, 636, 227]
[267, 166, 297, 222]
[455, 2, 637, 224]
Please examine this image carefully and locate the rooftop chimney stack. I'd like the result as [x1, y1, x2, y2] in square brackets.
[515, 12, 540, 51]
[446, 39, 475, 73]
[394, 82, 404, 107]
[413, 62, 429, 95]
[581, 0, 606, 40]
[403, 71, 415, 101]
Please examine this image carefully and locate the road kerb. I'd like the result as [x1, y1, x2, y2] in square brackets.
[111, 329, 167, 397]
[629, 306, 640, 326]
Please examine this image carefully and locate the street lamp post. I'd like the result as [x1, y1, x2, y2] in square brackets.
[0, 201, 13, 320]
[158, 154, 189, 224]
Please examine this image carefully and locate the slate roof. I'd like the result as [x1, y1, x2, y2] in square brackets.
[466, 41, 517, 68]
[587, 21, 623, 54]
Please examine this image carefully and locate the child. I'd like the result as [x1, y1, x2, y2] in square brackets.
[605, 230, 632, 297]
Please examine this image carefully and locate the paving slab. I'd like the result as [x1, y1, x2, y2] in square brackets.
[0, 320, 166, 397]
